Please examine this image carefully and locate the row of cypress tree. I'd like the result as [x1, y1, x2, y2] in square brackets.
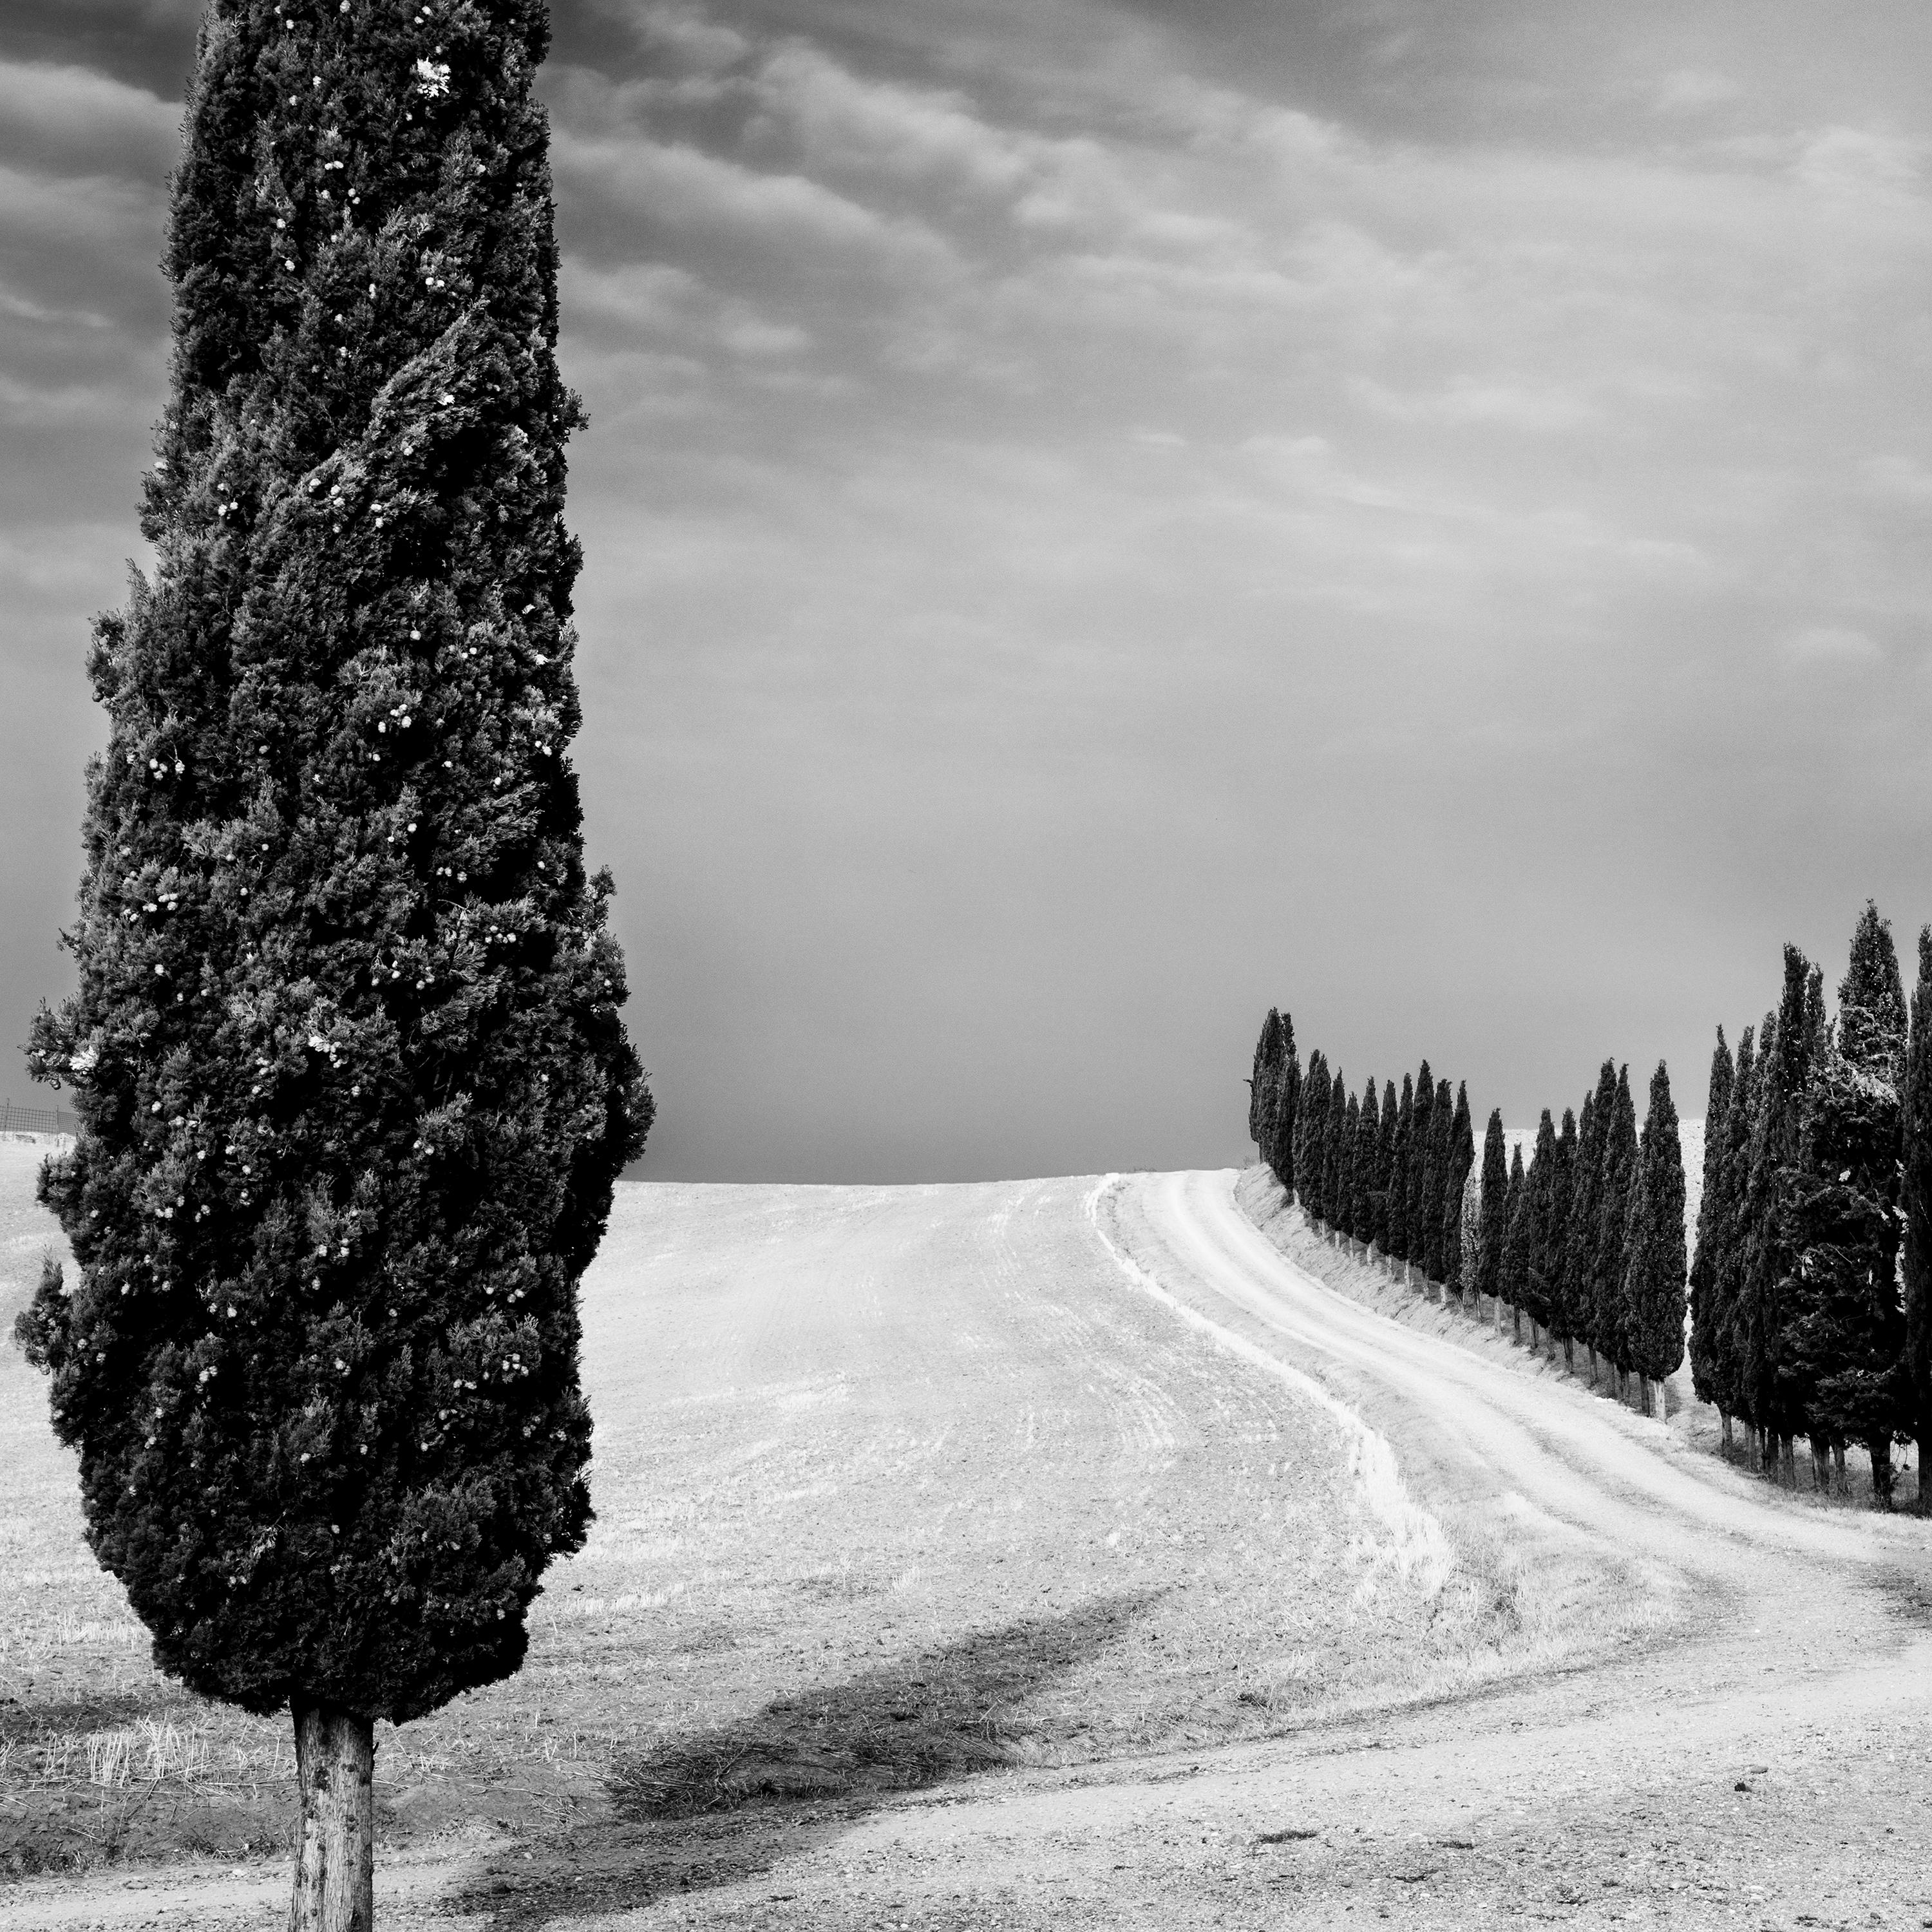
[1247, 1011, 1687, 1416]
[1689, 905, 1932, 1503]
[1248, 1010, 1477, 1291]
[1472, 1062, 1686, 1416]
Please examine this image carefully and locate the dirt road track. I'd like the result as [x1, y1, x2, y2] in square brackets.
[11, 1169, 1932, 1930]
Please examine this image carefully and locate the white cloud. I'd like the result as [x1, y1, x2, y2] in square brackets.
[757, 43, 1034, 193]
[1861, 455, 1932, 504]
[555, 131, 895, 247]
[1653, 69, 1743, 115]
[1786, 625, 1882, 666]
[1793, 125, 1925, 196]
[1352, 376, 1600, 432]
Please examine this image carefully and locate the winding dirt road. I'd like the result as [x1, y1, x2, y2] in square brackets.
[10, 1168, 1932, 1929]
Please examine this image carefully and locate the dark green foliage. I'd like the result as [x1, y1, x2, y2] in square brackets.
[1837, 901, 1909, 1078]
[1406, 1063, 1434, 1269]
[1624, 1063, 1687, 1383]
[1375, 1078, 1399, 1251]
[1591, 1070, 1638, 1372]
[1262, 1013, 1300, 1194]
[1905, 931, 1932, 1475]
[1421, 1078, 1450, 1280]
[1541, 1108, 1577, 1346]
[1297, 1051, 1331, 1221]
[1500, 1142, 1530, 1319]
[1781, 909, 1906, 1460]
[1337, 1088, 1360, 1238]
[1477, 1109, 1507, 1300]
[1352, 1077, 1381, 1238]
[1442, 1082, 1475, 1292]
[1748, 954, 1821, 1439]
[1387, 1074, 1414, 1260]
[1729, 1010, 1781, 1432]
[1710, 1026, 1757, 1423]
[1327, 1072, 1352, 1236]
[1416, 1083, 1443, 1279]
[16, 0, 650, 1726]
[1519, 1112, 1556, 1333]
[1247, 1009, 1284, 1152]
[1561, 1078, 1607, 1358]
[1688, 1030, 1734, 1410]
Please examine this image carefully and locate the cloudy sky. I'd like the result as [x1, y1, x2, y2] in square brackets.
[3, 1, 1931, 1180]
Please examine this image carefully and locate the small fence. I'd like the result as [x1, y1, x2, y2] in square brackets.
[1, 1099, 79, 1137]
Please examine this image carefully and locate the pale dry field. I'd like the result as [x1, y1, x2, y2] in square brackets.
[8, 1153, 1931, 1932]
[1, 1152, 1522, 1898]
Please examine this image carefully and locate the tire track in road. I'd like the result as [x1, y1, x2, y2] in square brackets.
[1086, 1175, 1452, 1597]
[1119, 1170, 1927, 1591]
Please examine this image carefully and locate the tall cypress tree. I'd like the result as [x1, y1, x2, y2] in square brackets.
[1543, 1107, 1578, 1368]
[1442, 1081, 1475, 1296]
[1298, 1051, 1331, 1222]
[1426, 1077, 1454, 1282]
[13, 5, 652, 1919]
[1375, 1076, 1399, 1253]
[1501, 1142, 1531, 1342]
[1787, 907, 1908, 1501]
[1517, 1112, 1555, 1344]
[1904, 930, 1932, 1503]
[1712, 1025, 1759, 1440]
[1406, 1062, 1435, 1272]
[1730, 1010, 1781, 1460]
[1353, 1077, 1381, 1242]
[1754, 954, 1823, 1473]
[1624, 1062, 1687, 1417]
[1388, 1073, 1414, 1263]
[1417, 1079, 1444, 1282]
[1565, 1065, 1615, 1378]
[1248, 1007, 1284, 1156]
[1688, 1029, 1735, 1436]
[1592, 1069, 1638, 1387]
[1265, 1014, 1302, 1195]
[1327, 1072, 1353, 1238]
[1477, 1108, 1508, 1305]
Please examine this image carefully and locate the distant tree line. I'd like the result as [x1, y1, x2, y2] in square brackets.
[1247, 1010, 1687, 1420]
[1248, 1010, 1476, 1293]
[1248, 900, 1932, 1507]
[1474, 1061, 1686, 1419]
[1689, 904, 1932, 1504]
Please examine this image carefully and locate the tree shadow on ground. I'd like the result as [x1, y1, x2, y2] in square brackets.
[457, 1591, 1160, 1929]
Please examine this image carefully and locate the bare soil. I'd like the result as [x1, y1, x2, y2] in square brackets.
[5, 1157, 1931, 1929]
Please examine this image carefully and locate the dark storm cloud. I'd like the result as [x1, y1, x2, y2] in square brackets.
[5, 0, 1932, 1179]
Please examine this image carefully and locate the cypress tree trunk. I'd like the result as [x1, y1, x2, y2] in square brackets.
[291, 1706, 375, 1932]
[1832, 1442, 1848, 1495]
[1870, 1440, 1894, 1508]
[1720, 1412, 1733, 1455]
[1779, 1435, 1797, 1487]
[1810, 1438, 1830, 1491]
